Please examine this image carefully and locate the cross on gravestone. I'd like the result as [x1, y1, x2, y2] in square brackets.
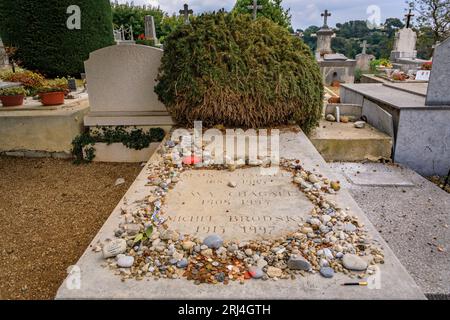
[360, 40, 371, 54]
[405, 9, 414, 29]
[321, 9, 331, 28]
[247, 0, 263, 20]
[179, 3, 193, 25]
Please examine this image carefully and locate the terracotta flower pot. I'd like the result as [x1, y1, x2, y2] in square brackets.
[39, 91, 65, 106]
[0, 95, 25, 107]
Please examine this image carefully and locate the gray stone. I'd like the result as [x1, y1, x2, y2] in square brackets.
[287, 255, 311, 270]
[124, 224, 141, 236]
[320, 267, 335, 278]
[102, 239, 127, 258]
[326, 114, 336, 122]
[177, 258, 188, 269]
[117, 255, 134, 268]
[342, 254, 368, 271]
[426, 37, 450, 106]
[344, 223, 357, 233]
[203, 234, 223, 249]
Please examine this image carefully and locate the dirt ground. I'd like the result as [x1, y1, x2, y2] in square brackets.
[0, 156, 142, 300]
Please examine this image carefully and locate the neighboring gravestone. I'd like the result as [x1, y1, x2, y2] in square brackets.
[426, 37, 450, 106]
[390, 28, 417, 60]
[84, 45, 173, 127]
[144, 15, 158, 42]
[356, 40, 375, 71]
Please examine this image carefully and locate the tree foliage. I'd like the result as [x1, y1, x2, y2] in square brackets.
[110, 1, 184, 43]
[155, 12, 323, 132]
[233, 0, 292, 30]
[408, 0, 450, 41]
[0, 0, 114, 77]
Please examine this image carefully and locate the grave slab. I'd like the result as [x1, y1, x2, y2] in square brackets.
[56, 128, 425, 299]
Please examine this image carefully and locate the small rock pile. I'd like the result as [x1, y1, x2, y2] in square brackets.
[96, 137, 384, 284]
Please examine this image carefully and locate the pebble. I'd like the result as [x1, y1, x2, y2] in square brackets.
[330, 181, 341, 191]
[344, 223, 357, 233]
[340, 116, 349, 123]
[266, 266, 283, 278]
[248, 266, 264, 279]
[182, 241, 196, 251]
[320, 258, 329, 267]
[244, 248, 253, 256]
[354, 121, 366, 129]
[310, 218, 321, 226]
[342, 254, 368, 271]
[287, 255, 311, 271]
[227, 181, 237, 188]
[124, 224, 141, 236]
[160, 229, 179, 241]
[323, 248, 334, 260]
[201, 249, 213, 257]
[257, 259, 268, 268]
[117, 255, 134, 268]
[321, 215, 331, 223]
[320, 267, 334, 278]
[215, 272, 225, 282]
[203, 234, 224, 249]
[326, 114, 336, 122]
[177, 258, 188, 268]
[102, 239, 127, 258]
[308, 174, 319, 183]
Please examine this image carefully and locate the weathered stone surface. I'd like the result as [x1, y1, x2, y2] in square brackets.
[102, 239, 127, 258]
[56, 129, 425, 299]
[165, 168, 314, 240]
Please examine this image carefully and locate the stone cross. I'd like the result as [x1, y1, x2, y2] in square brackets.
[360, 40, 371, 54]
[321, 9, 331, 28]
[247, 0, 263, 20]
[179, 4, 193, 25]
[144, 15, 157, 41]
[405, 9, 414, 28]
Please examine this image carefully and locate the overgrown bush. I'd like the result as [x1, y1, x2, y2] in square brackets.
[155, 12, 323, 133]
[0, 0, 114, 77]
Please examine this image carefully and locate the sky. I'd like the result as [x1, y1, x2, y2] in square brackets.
[117, 0, 409, 30]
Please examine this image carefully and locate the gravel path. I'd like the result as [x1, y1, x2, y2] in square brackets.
[0, 156, 142, 300]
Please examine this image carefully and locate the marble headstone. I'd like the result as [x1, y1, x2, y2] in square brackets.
[0, 37, 8, 67]
[144, 15, 157, 41]
[426, 37, 450, 106]
[390, 28, 417, 60]
[83, 45, 173, 127]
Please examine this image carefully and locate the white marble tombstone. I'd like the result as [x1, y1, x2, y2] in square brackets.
[84, 44, 173, 127]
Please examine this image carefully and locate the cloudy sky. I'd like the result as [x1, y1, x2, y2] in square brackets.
[118, 0, 408, 29]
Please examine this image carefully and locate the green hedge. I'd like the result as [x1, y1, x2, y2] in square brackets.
[155, 12, 323, 132]
[0, 0, 114, 77]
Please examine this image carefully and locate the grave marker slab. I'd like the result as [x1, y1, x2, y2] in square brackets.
[56, 129, 425, 299]
[165, 168, 313, 240]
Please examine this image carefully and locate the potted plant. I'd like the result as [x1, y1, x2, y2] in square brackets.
[38, 78, 68, 106]
[0, 87, 28, 107]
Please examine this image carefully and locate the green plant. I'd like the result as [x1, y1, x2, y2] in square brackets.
[155, 12, 323, 133]
[0, 0, 114, 77]
[0, 70, 45, 94]
[133, 225, 153, 244]
[0, 87, 28, 96]
[233, 0, 292, 29]
[71, 126, 165, 163]
[38, 78, 69, 94]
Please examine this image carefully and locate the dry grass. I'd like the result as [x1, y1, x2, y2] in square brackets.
[0, 156, 142, 300]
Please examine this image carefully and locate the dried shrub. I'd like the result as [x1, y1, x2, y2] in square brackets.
[155, 12, 323, 133]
